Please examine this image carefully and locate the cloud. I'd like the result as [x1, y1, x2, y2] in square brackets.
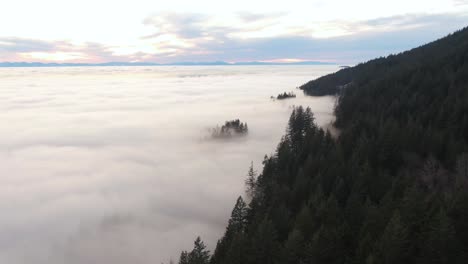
[454, 0, 468, 5]
[0, 38, 128, 63]
[359, 12, 468, 31]
[0, 66, 337, 263]
[0, 38, 56, 52]
[142, 12, 286, 39]
[143, 13, 211, 39]
[132, 12, 466, 63]
[140, 11, 288, 57]
[1, 12, 467, 64]
[237, 12, 285, 23]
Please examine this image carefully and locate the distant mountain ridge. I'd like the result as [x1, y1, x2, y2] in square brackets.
[0, 61, 335, 67]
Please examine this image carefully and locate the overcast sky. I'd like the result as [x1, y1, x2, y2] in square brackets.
[1, 0, 467, 63]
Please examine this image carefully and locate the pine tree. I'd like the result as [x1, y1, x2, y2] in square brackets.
[188, 237, 210, 264]
[251, 218, 280, 264]
[179, 251, 189, 264]
[245, 162, 257, 200]
[420, 208, 459, 264]
[224, 232, 248, 264]
[309, 224, 346, 264]
[304, 106, 315, 131]
[227, 196, 248, 235]
[211, 197, 248, 264]
[377, 211, 409, 264]
[282, 229, 305, 264]
[455, 153, 468, 188]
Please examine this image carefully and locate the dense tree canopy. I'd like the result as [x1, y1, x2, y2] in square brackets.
[276, 92, 296, 100]
[176, 26, 468, 264]
[211, 119, 248, 138]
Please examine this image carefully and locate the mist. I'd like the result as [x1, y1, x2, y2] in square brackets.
[0, 65, 337, 264]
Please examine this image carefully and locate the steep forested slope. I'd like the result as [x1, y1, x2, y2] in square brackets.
[177, 27, 468, 264]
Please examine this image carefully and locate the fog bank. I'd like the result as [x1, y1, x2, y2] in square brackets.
[0, 65, 337, 263]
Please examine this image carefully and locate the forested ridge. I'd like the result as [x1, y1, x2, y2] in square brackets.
[176, 27, 468, 264]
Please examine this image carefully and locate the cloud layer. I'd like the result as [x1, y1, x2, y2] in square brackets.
[0, 65, 337, 264]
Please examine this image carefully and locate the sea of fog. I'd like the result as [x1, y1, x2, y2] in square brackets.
[0, 65, 338, 264]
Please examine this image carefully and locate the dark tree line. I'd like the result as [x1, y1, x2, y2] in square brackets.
[276, 92, 296, 100]
[176, 26, 468, 264]
[211, 119, 248, 138]
[178, 237, 211, 264]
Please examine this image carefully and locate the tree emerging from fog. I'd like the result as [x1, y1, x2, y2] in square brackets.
[211, 119, 248, 138]
[276, 92, 296, 100]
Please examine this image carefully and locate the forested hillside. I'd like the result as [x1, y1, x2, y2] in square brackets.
[177, 27, 468, 264]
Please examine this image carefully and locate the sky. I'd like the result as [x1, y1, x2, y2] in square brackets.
[0, 0, 467, 64]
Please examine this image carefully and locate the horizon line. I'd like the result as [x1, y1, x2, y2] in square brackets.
[0, 60, 339, 67]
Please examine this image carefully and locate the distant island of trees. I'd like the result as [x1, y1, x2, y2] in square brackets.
[211, 119, 248, 138]
[275, 92, 296, 100]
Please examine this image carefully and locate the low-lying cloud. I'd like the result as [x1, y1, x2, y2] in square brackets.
[0, 65, 337, 264]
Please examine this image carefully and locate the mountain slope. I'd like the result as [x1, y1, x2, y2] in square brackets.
[177, 27, 468, 264]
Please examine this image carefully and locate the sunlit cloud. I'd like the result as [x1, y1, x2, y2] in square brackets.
[0, 9, 467, 64]
[19, 52, 87, 62]
[454, 0, 468, 6]
[137, 12, 468, 63]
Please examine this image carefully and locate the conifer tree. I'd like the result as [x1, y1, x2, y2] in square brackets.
[179, 251, 189, 264]
[251, 218, 280, 264]
[227, 196, 248, 235]
[378, 211, 409, 264]
[245, 162, 257, 200]
[188, 237, 210, 264]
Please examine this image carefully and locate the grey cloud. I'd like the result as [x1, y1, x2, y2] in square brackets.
[362, 12, 468, 29]
[237, 11, 286, 23]
[143, 13, 209, 39]
[0, 37, 56, 52]
[0, 38, 125, 62]
[140, 12, 468, 64]
[142, 12, 285, 42]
